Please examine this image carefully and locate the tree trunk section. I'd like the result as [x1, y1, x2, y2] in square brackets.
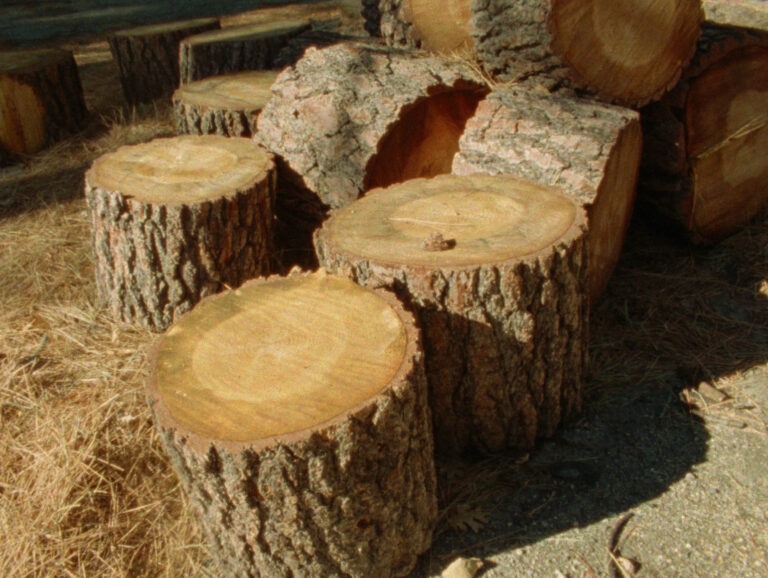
[172, 70, 278, 137]
[146, 271, 437, 577]
[179, 20, 311, 84]
[315, 174, 588, 455]
[640, 25, 768, 244]
[85, 135, 275, 331]
[704, 0, 768, 31]
[0, 48, 87, 164]
[108, 18, 220, 106]
[453, 88, 642, 303]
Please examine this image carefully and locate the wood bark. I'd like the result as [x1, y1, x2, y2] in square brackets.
[146, 271, 438, 577]
[704, 0, 768, 31]
[85, 135, 275, 331]
[315, 174, 589, 455]
[172, 70, 279, 137]
[108, 18, 220, 106]
[179, 20, 311, 84]
[453, 87, 642, 302]
[0, 48, 87, 164]
[640, 25, 768, 244]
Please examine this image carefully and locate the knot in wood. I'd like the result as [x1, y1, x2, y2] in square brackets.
[421, 231, 456, 252]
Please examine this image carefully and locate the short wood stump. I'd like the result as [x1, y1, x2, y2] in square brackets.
[146, 271, 437, 577]
[85, 135, 275, 331]
[316, 174, 589, 454]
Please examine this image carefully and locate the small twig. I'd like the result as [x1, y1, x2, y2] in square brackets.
[421, 232, 456, 252]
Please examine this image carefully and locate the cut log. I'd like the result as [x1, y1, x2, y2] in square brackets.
[453, 88, 642, 302]
[172, 70, 279, 137]
[85, 135, 275, 331]
[315, 174, 589, 454]
[640, 25, 768, 243]
[146, 271, 437, 577]
[704, 0, 768, 31]
[179, 20, 311, 84]
[0, 48, 87, 163]
[373, 0, 704, 106]
[108, 18, 220, 106]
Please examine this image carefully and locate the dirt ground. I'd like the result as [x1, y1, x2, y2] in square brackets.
[1, 2, 766, 577]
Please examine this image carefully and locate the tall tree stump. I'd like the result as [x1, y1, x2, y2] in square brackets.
[108, 18, 220, 106]
[179, 20, 311, 84]
[85, 135, 275, 331]
[172, 70, 279, 137]
[640, 26, 768, 243]
[453, 88, 642, 302]
[315, 174, 589, 455]
[146, 271, 437, 578]
[0, 48, 86, 164]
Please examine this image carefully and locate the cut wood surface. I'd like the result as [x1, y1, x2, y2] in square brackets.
[108, 17, 220, 105]
[640, 25, 768, 243]
[172, 70, 279, 137]
[222, 0, 358, 28]
[85, 135, 275, 331]
[453, 88, 642, 302]
[0, 48, 86, 163]
[704, 0, 768, 31]
[146, 271, 437, 577]
[179, 20, 310, 84]
[315, 174, 588, 454]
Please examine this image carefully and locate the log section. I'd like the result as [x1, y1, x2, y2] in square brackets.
[0, 48, 86, 163]
[108, 18, 220, 106]
[85, 135, 275, 331]
[315, 174, 588, 454]
[640, 26, 768, 243]
[146, 272, 437, 577]
[172, 70, 279, 137]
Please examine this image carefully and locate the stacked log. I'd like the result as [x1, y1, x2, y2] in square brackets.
[146, 271, 437, 577]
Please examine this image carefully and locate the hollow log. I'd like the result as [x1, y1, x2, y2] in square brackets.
[315, 174, 588, 455]
[453, 88, 642, 302]
[179, 20, 311, 84]
[0, 48, 86, 163]
[640, 25, 768, 244]
[85, 135, 275, 331]
[172, 70, 279, 137]
[146, 271, 438, 577]
[108, 18, 220, 106]
[704, 0, 768, 31]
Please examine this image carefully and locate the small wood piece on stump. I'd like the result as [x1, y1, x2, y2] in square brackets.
[146, 271, 437, 577]
[704, 0, 768, 31]
[0, 48, 87, 164]
[179, 20, 311, 84]
[640, 25, 768, 244]
[108, 18, 220, 106]
[453, 88, 642, 302]
[172, 70, 279, 137]
[315, 173, 589, 454]
[85, 135, 275, 331]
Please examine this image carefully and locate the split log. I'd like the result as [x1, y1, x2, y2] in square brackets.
[85, 135, 275, 331]
[179, 20, 311, 84]
[146, 271, 437, 577]
[370, 0, 704, 106]
[640, 26, 768, 243]
[108, 18, 220, 106]
[453, 88, 642, 302]
[315, 174, 589, 454]
[172, 70, 279, 137]
[704, 0, 768, 31]
[0, 48, 86, 163]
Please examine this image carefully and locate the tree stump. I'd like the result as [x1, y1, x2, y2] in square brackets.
[640, 25, 768, 243]
[172, 70, 279, 137]
[315, 174, 589, 455]
[453, 88, 642, 302]
[85, 135, 275, 331]
[179, 20, 311, 84]
[369, 0, 704, 106]
[108, 18, 220, 106]
[146, 271, 437, 578]
[0, 48, 86, 164]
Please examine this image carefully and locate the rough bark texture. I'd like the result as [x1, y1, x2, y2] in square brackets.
[273, 28, 350, 69]
[173, 98, 258, 137]
[704, 0, 768, 31]
[0, 48, 87, 164]
[377, 0, 420, 46]
[361, 0, 383, 36]
[108, 18, 220, 106]
[85, 136, 275, 331]
[453, 87, 641, 302]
